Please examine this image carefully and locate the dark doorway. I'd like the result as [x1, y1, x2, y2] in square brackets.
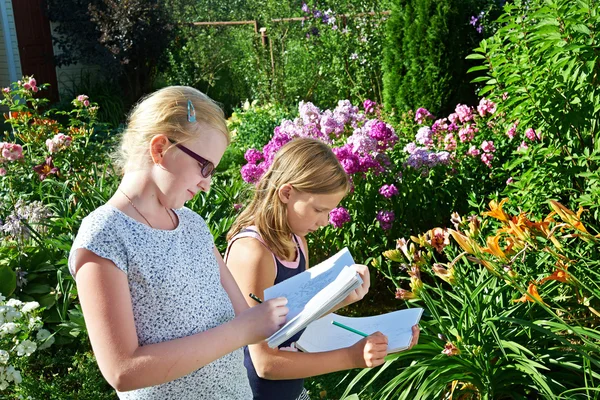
[12, 0, 59, 102]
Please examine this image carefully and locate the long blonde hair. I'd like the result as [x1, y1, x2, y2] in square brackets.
[114, 86, 229, 174]
[228, 138, 349, 260]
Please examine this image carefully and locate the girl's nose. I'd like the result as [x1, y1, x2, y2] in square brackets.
[197, 177, 211, 192]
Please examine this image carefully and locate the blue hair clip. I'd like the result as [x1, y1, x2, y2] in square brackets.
[187, 99, 196, 123]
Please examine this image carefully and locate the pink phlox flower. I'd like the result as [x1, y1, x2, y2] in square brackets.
[455, 104, 474, 123]
[376, 210, 395, 230]
[244, 148, 263, 164]
[329, 207, 351, 228]
[1, 143, 23, 161]
[240, 162, 266, 184]
[506, 124, 517, 139]
[481, 152, 494, 168]
[415, 126, 433, 147]
[431, 118, 449, 134]
[298, 101, 321, 125]
[320, 110, 345, 137]
[444, 133, 457, 151]
[333, 100, 359, 125]
[363, 99, 376, 114]
[0, 167, 6, 176]
[477, 98, 497, 117]
[347, 131, 377, 155]
[506, 177, 514, 184]
[379, 184, 399, 198]
[466, 146, 480, 157]
[414, 108, 434, 124]
[525, 128, 538, 141]
[458, 124, 477, 143]
[481, 140, 496, 153]
[448, 113, 460, 124]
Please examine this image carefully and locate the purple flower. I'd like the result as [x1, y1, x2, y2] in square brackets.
[299, 101, 321, 125]
[379, 184, 399, 198]
[333, 145, 360, 175]
[363, 99, 376, 114]
[240, 163, 266, 184]
[415, 108, 434, 124]
[458, 124, 477, 142]
[329, 207, 351, 228]
[347, 132, 377, 155]
[33, 157, 59, 180]
[301, 3, 309, 13]
[376, 210, 395, 230]
[415, 126, 433, 147]
[244, 148, 264, 164]
[470, 16, 479, 26]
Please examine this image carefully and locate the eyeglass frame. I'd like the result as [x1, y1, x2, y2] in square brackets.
[170, 141, 215, 178]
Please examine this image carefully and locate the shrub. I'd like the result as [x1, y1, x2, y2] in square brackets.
[382, 0, 501, 116]
[469, 0, 600, 220]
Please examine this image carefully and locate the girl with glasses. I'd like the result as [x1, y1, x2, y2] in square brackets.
[69, 86, 288, 399]
[225, 138, 420, 400]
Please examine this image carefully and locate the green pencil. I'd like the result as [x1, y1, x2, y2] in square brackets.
[249, 293, 263, 304]
[331, 320, 368, 337]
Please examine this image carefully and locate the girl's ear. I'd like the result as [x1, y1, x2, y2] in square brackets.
[149, 134, 170, 165]
[277, 183, 294, 204]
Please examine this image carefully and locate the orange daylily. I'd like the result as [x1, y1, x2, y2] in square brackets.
[514, 283, 546, 305]
[483, 198, 510, 222]
[539, 260, 570, 285]
[427, 227, 450, 253]
[449, 229, 479, 254]
[549, 200, 589, 234]
[482, 234, 509, 261]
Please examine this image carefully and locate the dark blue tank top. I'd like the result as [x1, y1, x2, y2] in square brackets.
[230, 228, 307, 400]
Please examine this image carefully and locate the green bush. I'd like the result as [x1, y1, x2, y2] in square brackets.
[469, 0, 600, 220]
[382, 0, 499, 116]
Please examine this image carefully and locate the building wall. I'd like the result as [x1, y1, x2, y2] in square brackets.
[0, 0, 22, 89]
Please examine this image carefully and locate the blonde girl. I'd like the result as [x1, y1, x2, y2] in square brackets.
[226, 138, 420, 400]
[69, 86, 288, 400]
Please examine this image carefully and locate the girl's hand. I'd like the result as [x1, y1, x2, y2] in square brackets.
[237, 297, 288, 344]
[348, 331, 388, 368]
[342, 264, 371, 306]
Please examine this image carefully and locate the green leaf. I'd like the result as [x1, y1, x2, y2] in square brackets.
[0, 265, 16, 297]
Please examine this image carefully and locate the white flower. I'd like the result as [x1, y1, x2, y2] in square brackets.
[21, 301, 39, 313]
[5, 299, 22, 308]
[0, 294, 5, 302]
[15, 340, 37, 356]
[0, 350, 9, 364]
[10, 368, 22, 384]
[28, 316, 42, 330]
[36, 329, 55, 350]
[4, 309, 22, 322]
[0, 322, 19, 335]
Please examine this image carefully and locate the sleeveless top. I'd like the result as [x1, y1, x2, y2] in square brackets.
[68, 205, 253, 400]
[225, 227, 308, 400]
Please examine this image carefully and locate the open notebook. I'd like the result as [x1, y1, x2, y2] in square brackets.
[264, 248, 362, 348]
[296, 308, 423, 353]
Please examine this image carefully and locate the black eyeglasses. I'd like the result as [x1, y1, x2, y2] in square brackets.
[174, 143, 215, 178]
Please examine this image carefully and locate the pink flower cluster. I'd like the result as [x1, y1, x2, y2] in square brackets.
[46, 133, 72, 154]
[480, 140, 496, 168]
[240, 100, 396, 184]
[379, 184, 399, 198]
[76, 94, 90, 107]
[0, 142, 23, 162]
[376, 210, 395, 230]
[415, 108, 434, 124]
[477, 98, 497, 117]
[22, 77, 39, 93]
[329, 207, 351, 228]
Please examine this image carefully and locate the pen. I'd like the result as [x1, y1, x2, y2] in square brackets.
[331, 320, 368, 337]
[249, 293, 263, 304]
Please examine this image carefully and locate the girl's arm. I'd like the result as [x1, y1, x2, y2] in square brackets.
[214, 246, 251, 316]
[74, 249, 288, 392]
[226, 238, 388, 380]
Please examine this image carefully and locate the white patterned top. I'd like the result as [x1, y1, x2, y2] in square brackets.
[68, 205, 252, 400]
